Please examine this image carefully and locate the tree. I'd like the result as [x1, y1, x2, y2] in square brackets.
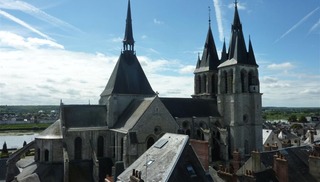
[1, 142, 9, 158]
[298, 116, 307, 123]
[288, 115, 297, 122]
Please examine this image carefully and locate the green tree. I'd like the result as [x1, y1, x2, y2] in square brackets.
[298, 116, 307, 123]
[1, 142, 9, 158]
[288, 115, 297, 122]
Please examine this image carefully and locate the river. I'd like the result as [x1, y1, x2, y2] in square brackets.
[0, 131, 39, 149]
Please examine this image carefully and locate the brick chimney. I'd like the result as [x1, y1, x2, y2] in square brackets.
[264, 143, 271, 151]
[251, 150, 261, 172]
[232, 149, 241, 172]
[309, 151, 320, 180]
[190, 139, 209, 171]
[273, 154, 288, 182]
[310, 130, 315, 143]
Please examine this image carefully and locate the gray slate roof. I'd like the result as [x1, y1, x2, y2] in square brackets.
[160, 98, 220, 118]
[195, 25, 220, 72]
[61, 105, 107, 128]
[112, 97, 155, 133]
[100, 51, 155, 96]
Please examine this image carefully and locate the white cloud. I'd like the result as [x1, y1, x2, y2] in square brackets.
[179, 65, 195, 74]
[267, 62, 294, 70]
[228, 2, 246, 10]
[0, 0, 81, 33]
[153, 18, 164, 25]
[0, 10, 52, 40]
[212, 0, 224, 42]
[0, 31, 63, 49]
[309, 18, 320, 33]
[112, 37, 123, 43]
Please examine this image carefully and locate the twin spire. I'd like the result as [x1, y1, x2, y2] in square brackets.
[196, 0, 257, 71]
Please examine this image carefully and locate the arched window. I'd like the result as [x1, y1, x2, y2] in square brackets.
[44, 149, 49, 162]
[244, 140, 249, 154]
[97, 136, 104, 158]
[37, 148, 41, 161]
[241, 70, 247, 93]
[74, 137, 82, 160]
[228, 70, 233, 93]
[147, 137, 155, 149]
[224, 71, 228, 93]
[120, 138, 124, 161]
[198, 75, 202, 93]
[211, 74, 216, 94]
[203, 74, 207, 93]
[186, 129, 191, 137]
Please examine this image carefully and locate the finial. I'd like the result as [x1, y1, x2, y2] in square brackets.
[234, 0, 238, 7]
[208, 6, 211, 26]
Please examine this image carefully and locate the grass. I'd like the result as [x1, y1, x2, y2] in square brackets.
[0, 123, 51, 131]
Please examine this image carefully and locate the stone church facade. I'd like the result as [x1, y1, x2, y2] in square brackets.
[7, 1, 262, 181]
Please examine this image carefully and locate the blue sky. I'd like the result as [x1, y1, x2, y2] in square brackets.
[0, 0, 319, 107]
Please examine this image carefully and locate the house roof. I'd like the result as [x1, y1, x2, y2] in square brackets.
[111, 97, 155, 133]
[262, 129, 273, 144]
[61, 105, 107, 128]
[247, 146, 316, 182]
[117, 133, 212, 182]
[160, 98, 220, 118]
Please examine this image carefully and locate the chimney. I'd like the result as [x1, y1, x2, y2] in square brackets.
[264, 143, 271, 151]
[232, 149, 241, 172]
[190, 139, 209, 171]
[273, 153, 278, 173]
[310, 130, 315, 143]
[274, 154, 288, 182]
[251, 150, 261, 172]
[309, 151, 320, 180]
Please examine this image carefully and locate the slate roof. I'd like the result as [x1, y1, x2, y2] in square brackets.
[100, 51, 155, 96]
[253, 146, 316, 182]
[117, 133, 212, 182]
[195, 25, 220, 72]
[111, 97, 155, 133]
[160, 98, 220, 118]
[61, 105, 107, 128]
[36, 119, 62, 139]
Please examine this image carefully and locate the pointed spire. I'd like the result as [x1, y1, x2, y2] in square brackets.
[123, 0, 134, 52]
[248, 36, 258, 66]
[220, 38, 227, 63]
[227, 0, 247, 63]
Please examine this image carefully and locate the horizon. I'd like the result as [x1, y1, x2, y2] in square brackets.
[0, 0, 319, 107]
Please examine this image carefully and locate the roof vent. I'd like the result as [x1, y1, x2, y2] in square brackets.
[154, 139, 168, 149]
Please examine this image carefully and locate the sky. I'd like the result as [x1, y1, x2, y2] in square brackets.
[0, 0, 319, 107]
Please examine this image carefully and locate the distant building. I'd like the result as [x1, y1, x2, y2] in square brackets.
[6, 0, 262, 181]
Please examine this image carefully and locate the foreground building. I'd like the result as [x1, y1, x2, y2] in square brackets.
[6, 1, 262, 181]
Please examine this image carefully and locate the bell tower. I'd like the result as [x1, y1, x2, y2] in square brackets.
[193, 7, 220, 100]
[217, 2, 262, 155]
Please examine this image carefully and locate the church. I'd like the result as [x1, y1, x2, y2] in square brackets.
[6, 1, 262, 181]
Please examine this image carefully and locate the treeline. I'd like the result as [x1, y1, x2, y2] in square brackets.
[0, 105, 59, 114]
[262, 107, 320, 121]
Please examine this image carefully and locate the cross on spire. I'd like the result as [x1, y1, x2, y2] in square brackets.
[234, 0, 238, 8]
[208, 6, 211, 26]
